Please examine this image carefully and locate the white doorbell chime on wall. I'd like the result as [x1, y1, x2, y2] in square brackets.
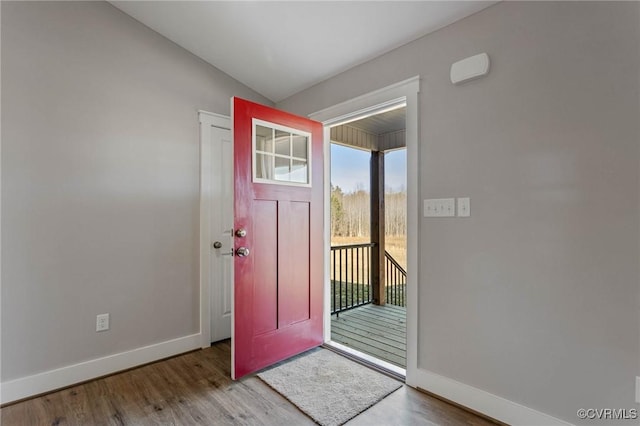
[450, 53, 490, 85]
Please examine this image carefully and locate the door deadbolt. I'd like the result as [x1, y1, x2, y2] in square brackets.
[235, 228, 247, 238]
[235, 247, 250, 257]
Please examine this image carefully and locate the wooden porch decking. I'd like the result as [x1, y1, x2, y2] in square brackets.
[331, 303, 406, 368]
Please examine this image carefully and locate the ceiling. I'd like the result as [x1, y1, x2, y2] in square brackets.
[110, 1, 497, 103]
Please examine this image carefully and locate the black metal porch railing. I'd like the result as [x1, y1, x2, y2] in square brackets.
[385, 250, 406, 307]
[330, 243, 374, 314]
[330, 243, 407, 314]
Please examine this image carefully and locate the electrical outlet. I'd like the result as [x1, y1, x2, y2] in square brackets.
[96, 313, 110, 332]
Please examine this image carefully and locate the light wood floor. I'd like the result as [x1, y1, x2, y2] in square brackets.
[1, 340, 497, 426]
[332, 304, 407, 367]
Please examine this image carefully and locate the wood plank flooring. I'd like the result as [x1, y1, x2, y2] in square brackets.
[331, 303, 406, 367]
[0, 340, 497, 426]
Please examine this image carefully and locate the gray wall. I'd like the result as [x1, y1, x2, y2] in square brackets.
[279, 2, 640, 424]
[1, 1, 270, 381]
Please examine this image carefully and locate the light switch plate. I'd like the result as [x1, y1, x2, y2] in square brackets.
[457, 197, 470, 217]
[424, 198, 455, 217]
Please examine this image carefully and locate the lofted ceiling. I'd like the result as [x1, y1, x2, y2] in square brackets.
[110, 1, 497, 103]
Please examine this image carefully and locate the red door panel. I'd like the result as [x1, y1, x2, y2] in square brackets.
[278, 201, 311, 327]
[252, 200, 278, 335]
[232, 97, 323, 379]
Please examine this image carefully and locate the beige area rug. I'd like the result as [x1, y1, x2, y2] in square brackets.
[257, 348, 402, 426]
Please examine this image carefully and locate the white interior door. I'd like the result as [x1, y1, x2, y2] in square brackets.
[209, 124, 234, 342]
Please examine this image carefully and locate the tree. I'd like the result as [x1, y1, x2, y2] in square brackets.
[330, 184, 345, 236]
[330, 185, 406, 239]
[385, 188, 406, 236]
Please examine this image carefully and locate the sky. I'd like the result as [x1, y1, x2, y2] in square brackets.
[330, 144, 406, 193]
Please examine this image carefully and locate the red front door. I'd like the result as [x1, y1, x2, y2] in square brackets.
[232, 97, 324, 379]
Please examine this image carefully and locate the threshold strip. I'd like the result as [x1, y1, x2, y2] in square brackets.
[322, 341, 406, 382]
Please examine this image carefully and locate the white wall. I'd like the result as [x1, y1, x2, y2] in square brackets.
[279, 2, 640, 424]
[1, 0, 270, 393]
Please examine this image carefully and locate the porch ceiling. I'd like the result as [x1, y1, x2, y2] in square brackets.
[349, 107, 406, 135]
[331, 107, 406, 152]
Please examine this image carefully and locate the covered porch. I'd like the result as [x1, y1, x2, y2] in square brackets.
[331, 303, 406, 368]
[329, 241, 407, 368]
[328, 106, 408, 367]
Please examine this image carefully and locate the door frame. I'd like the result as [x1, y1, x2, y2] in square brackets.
[198, 110, 231, 348]
[309, 76, 420, 384]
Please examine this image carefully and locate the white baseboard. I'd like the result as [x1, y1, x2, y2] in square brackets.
[1, 333, 202, 405]
[408, 368, 573, 426]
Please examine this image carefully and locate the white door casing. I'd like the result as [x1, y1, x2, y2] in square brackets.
[308, 76, 420, 380]
[199, 112, 233, 347]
